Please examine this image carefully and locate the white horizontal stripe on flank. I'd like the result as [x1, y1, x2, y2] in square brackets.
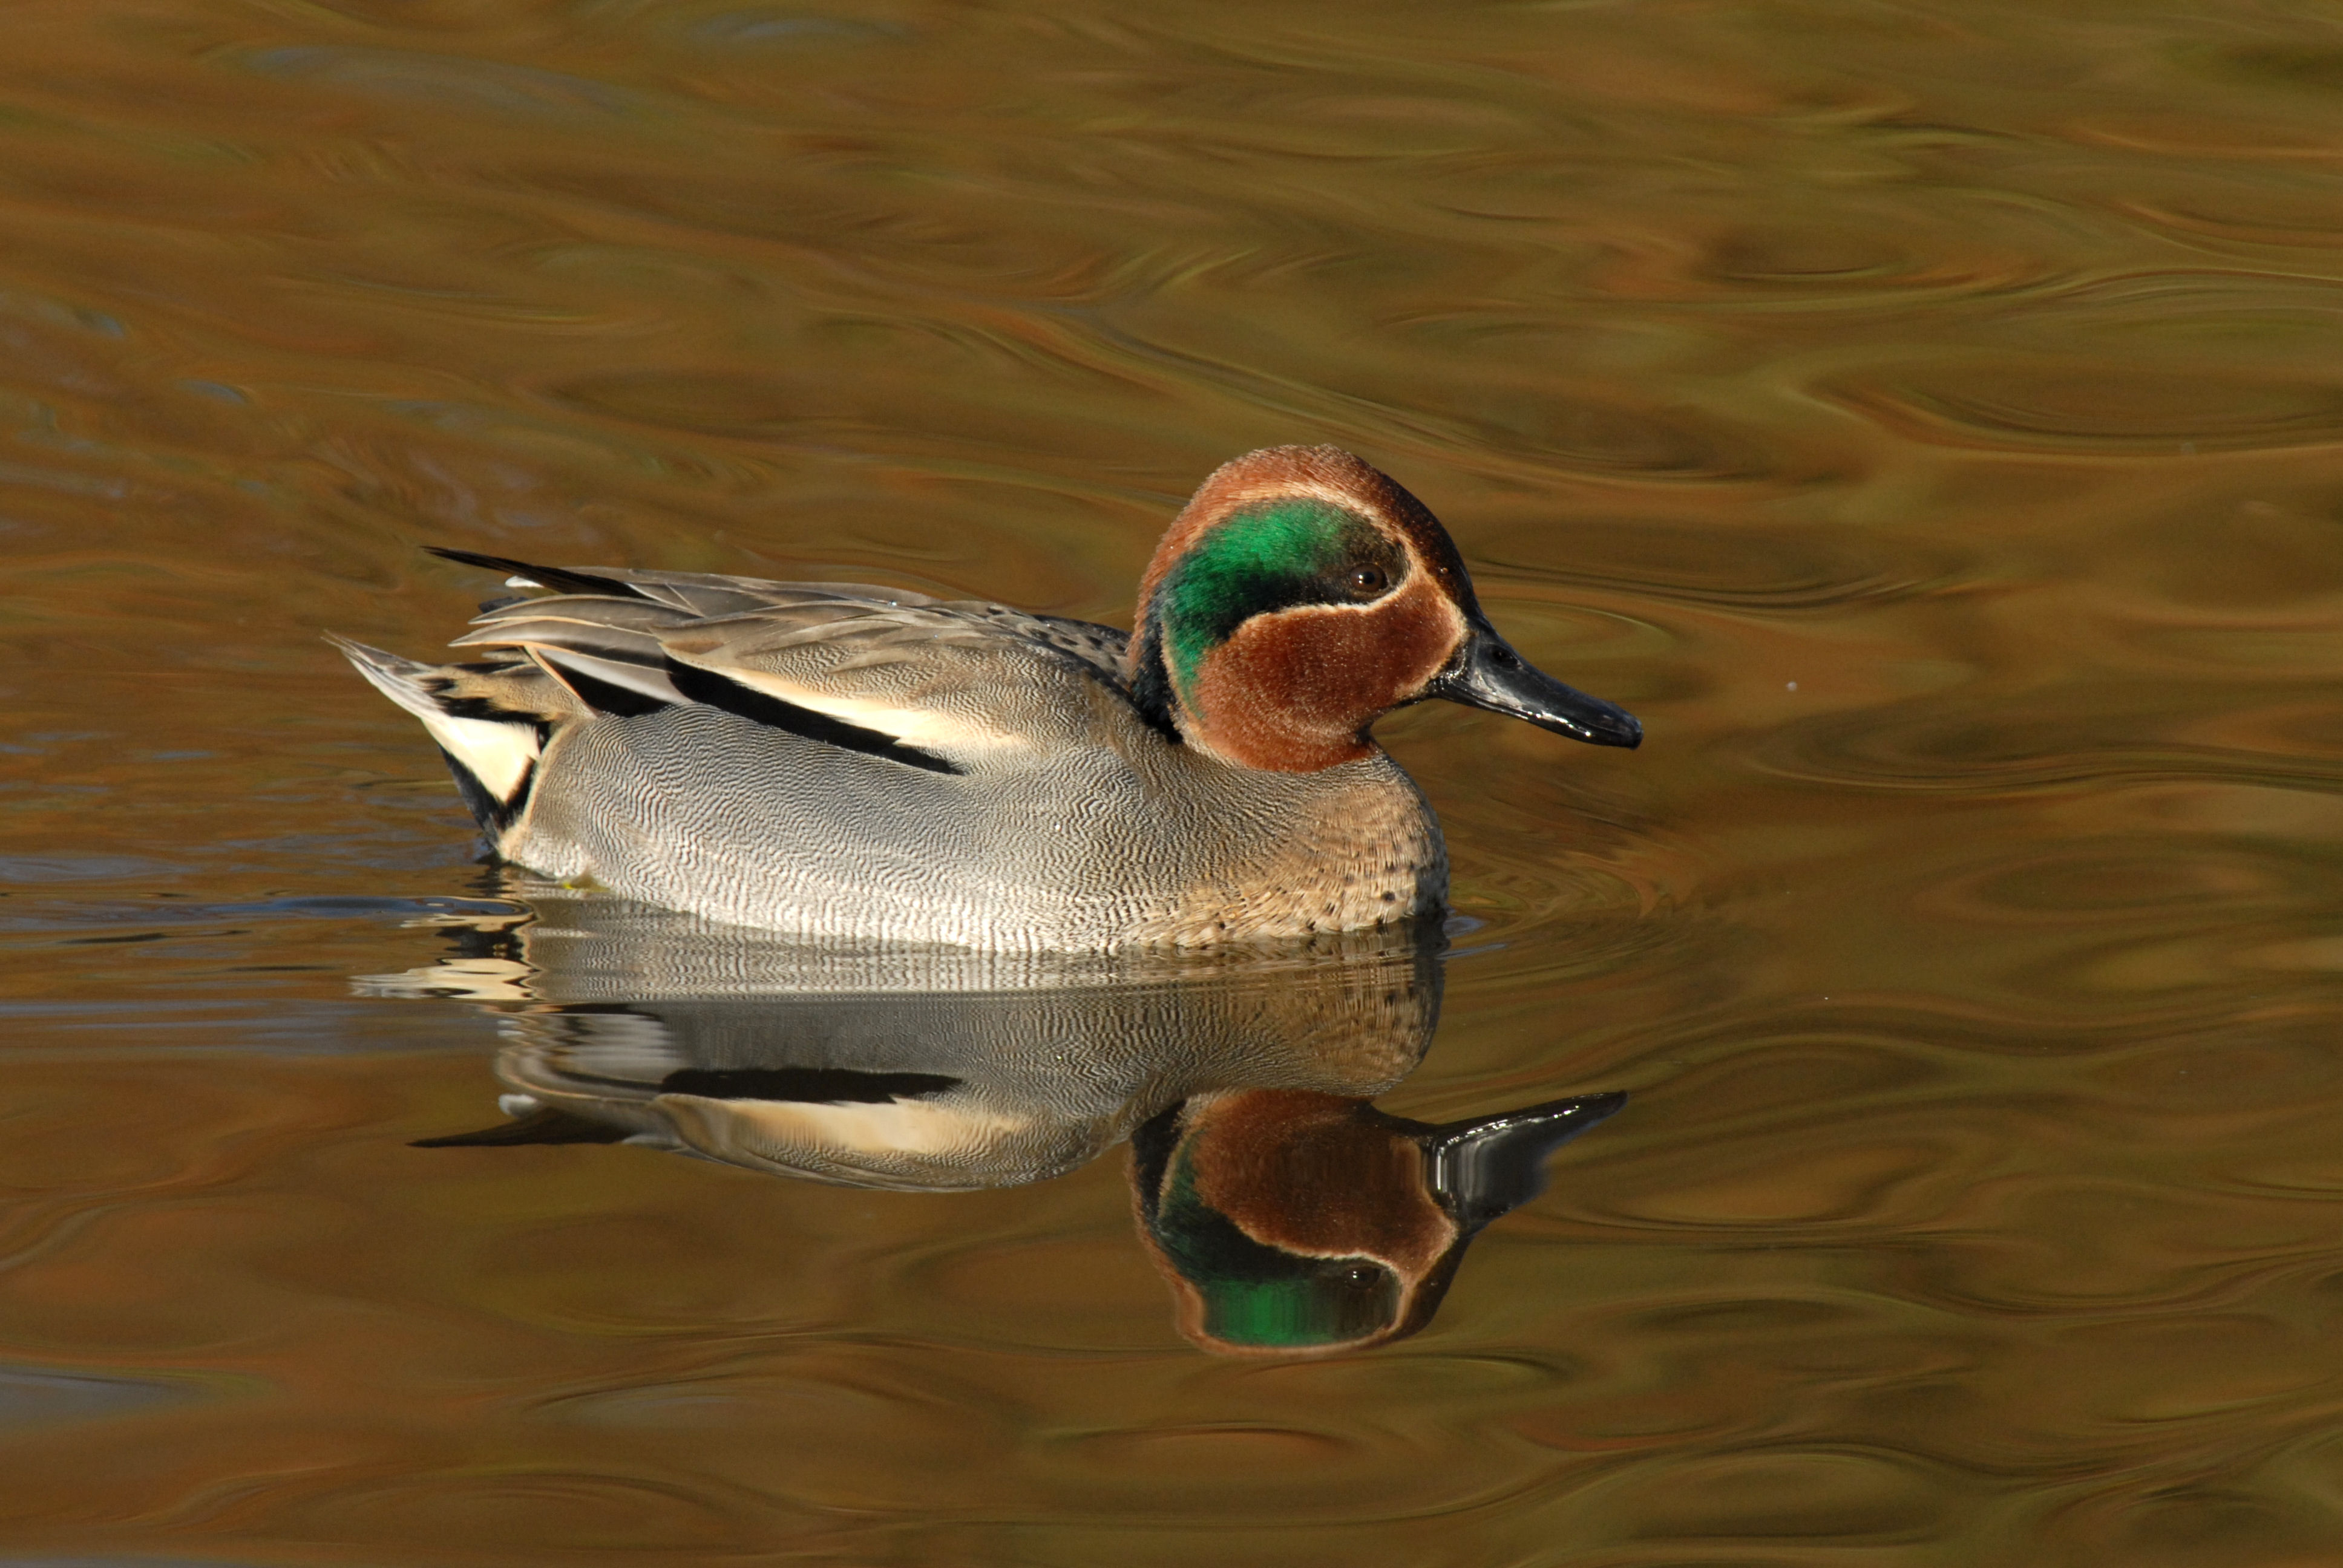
[695, 663, 1024, 751]
[695, 1096, 1024, 1155]
[534, 646, 684, 704]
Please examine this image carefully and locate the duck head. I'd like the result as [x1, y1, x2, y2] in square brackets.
[1132, 1087, 1626, 1354]
[1127, 446, 1643, 771]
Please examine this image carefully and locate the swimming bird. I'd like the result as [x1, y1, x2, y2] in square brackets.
[335, 445, 1640, 950]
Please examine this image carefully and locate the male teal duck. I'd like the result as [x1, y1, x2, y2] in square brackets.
[335, 446, 1640, 951]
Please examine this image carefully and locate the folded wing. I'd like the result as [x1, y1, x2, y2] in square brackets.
[434, 552, 1140, 771]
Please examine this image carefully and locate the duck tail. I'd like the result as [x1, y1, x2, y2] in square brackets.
[330, 633, 571, 833]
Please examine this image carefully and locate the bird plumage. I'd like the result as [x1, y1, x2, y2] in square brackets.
[336, 446, 1638, 951]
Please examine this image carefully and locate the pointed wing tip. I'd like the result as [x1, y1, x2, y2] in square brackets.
[425, 544, 524, 572]
[426, 547, 644, 600]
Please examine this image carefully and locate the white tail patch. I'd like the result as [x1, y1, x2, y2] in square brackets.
[332, 636, 542, 804]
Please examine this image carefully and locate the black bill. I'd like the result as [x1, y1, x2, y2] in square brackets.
[1427, 622, 1642, 748]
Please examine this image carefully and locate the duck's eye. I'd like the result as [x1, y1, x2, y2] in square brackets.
[1347, 566, 1387, 597]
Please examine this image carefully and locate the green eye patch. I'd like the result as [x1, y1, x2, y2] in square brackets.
[1149, 498, 1403, 697]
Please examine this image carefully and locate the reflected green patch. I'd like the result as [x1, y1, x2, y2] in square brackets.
[1151, 1154, 1400, 1349]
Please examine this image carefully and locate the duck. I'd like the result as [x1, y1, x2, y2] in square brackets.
[335, 445, 1640, 952]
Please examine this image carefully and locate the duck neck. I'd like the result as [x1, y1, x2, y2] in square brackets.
[1129, 604, 1381, 773]
[1126, 614, 1185, 745]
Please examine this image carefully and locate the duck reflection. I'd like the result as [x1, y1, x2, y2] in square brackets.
[1134, 1089, 1620, 1353]
[374, 881, 1623, 1353]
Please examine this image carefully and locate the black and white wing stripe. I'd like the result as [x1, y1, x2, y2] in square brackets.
[432, 551, 1139, 773]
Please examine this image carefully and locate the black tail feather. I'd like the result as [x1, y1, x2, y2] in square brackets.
[427, 547, 645, 601]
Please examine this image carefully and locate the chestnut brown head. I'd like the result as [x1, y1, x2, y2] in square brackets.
[1126, 446, 1640, 771]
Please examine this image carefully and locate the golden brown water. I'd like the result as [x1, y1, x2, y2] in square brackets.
[7, 0, 2343, 1560]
